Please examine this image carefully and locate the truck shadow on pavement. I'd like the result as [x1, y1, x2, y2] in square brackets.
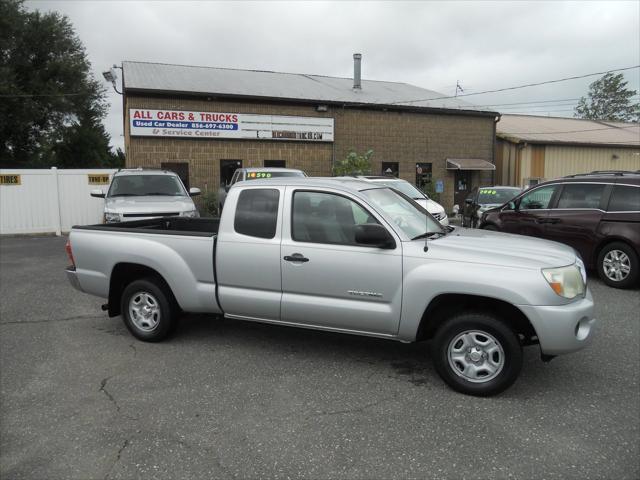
[98, 312, 564, 397]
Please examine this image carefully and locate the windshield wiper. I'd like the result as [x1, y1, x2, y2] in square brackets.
[411, 231, 446, 241]
[145, 192, 177, 196]
[110, 193, 141, 197]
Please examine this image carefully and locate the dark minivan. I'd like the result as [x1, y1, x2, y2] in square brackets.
[480, 171, 640, 288]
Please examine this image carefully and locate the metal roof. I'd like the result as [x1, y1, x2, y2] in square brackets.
[122, 61, 494, 114]
[497, 114, 640, 147]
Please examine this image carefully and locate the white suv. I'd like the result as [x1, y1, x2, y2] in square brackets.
[90, 169, 201, 223]
[356, 176, 449, 226]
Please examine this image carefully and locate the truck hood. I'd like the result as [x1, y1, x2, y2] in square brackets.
[105, 195, 195, 215]
[407, 227, 577, 270]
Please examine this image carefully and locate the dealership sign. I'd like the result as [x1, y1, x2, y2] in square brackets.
[129, 109, 334, 142]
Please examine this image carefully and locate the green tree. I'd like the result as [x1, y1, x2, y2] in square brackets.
[574, 73, 639, 122]
[0, 0, 119, 167]
[332, 149, 374, 176]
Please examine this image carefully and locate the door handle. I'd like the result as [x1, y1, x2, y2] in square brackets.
[547, 218, 559, 224]
[284, 253, 309, 263]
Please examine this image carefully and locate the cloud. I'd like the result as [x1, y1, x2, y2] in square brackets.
[27, 0, 640, 150]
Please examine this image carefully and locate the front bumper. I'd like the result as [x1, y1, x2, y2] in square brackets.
[518, 288, 596, 355]
[66, 266, 84, 293]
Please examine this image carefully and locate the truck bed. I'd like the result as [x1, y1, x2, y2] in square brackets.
[73, 217, 219, 237]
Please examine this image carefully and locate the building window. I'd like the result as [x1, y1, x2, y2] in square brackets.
[234, 189, 280, 239]
[381, 162, 399, 177]
[264, 160, 286, 168]
[415, 163, 432, 190]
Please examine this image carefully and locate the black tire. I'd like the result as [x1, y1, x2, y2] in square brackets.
[121, 277, 177, 342]
[597, 242, 639, 289]
[482, 224, 498, 231]
[431, 312, 523, 396]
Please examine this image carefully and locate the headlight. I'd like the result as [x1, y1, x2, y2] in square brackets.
[541, 264, 585, 299]
[104, 212, 121, 223]
[575, 254, 587, 285]
[181, 209, 199, 218]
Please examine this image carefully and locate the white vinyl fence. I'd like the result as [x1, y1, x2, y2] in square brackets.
[0, 168, 117, 235]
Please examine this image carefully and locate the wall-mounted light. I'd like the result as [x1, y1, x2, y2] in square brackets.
[102, 64, 122, 95]
[316, 105, 328, 112]
[612, 154, 619, 160]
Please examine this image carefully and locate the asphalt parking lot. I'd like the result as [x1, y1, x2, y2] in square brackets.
[1, 235, 638, 480]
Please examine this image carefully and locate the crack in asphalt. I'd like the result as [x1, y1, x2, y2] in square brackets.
[0, 313, 105, 325]
[104, 437, 131, 480]
[99, 376, 121, 413]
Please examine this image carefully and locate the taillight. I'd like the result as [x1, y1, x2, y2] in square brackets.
[65, 239, 75, 267]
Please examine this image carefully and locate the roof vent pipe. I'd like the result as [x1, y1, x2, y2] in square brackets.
[353, 53, 362, 89]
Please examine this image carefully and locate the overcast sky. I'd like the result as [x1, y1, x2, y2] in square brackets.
[26, 0, 640, 151]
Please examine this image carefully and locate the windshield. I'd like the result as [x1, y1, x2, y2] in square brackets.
[362, 188, 443, 239]
[478, 188, 521, 204]
[378, 180, 427, 199]
[108, 175, 187, 197]
[245, 171, 305, 180]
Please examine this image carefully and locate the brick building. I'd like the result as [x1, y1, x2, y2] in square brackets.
[122, 56, 498, 212]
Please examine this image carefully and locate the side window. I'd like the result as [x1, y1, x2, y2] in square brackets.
[292, 191, 379, 246]
[608, 185, 640, 212]
[519, 185, 557, 210]
[234, 189, 279, 239]
[556, 183, 606, 209]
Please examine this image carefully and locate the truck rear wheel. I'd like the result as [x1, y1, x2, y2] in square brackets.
[121, 277, 177, 342]
[431, 312, 522, 396]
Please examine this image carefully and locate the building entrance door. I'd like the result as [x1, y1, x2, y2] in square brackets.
[220, 160, 242, 186]
[454, 170, 472, 207]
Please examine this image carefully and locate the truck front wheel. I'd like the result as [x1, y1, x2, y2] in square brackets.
[431, 312, 522, 396]
[121, 277, 177, 342]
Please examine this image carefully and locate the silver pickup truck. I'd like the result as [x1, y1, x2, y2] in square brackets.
[66, 177, 595, 396]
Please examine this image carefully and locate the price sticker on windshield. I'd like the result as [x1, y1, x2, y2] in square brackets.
[247, 172, 273, 180]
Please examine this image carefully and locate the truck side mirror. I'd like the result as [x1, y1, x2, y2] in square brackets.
[354, 224, 396, 249]
[90, 189, 105, 198]
[189, 187, 201, 197]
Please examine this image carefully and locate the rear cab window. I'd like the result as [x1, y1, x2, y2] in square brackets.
[234, 189, 280, 238]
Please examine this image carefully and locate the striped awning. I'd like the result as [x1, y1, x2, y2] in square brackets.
[446, 158, 495, 170]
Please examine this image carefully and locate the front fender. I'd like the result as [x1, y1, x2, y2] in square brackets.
[397, 256, 559, 341]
